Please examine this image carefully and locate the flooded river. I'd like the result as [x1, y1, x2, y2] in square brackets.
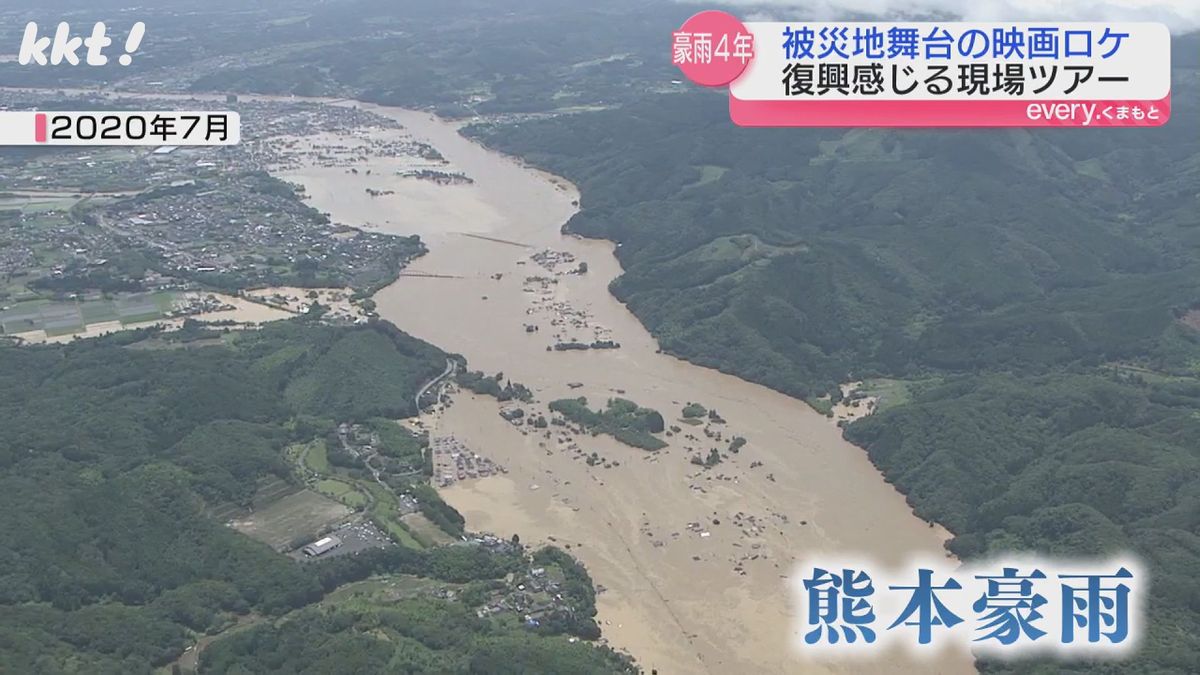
[24, 87, 972, 673]
[287, 102, 974, 675]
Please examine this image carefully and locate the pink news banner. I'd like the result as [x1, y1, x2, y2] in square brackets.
[671, 11, 1171, 127]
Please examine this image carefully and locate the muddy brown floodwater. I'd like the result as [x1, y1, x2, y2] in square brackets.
[40, 87, 973, 674]
[279, 102, 977, 675]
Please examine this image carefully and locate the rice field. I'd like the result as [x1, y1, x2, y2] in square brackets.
[0, 291, 177, 336]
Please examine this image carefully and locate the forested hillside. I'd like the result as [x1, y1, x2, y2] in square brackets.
[2, 0, 1196, 671]
[462, 33, 1200, 675]
[0, 321, 626, 673]
[467, 35, 1200, 402]
[119, 8, 1198, 668]
[198, 543, 629, 674]
[200, 603, 630, 674]
[845, 373, 1200, 672]
[0, 321, 439, 670]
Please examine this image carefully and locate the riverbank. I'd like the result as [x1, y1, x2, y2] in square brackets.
[12, 87, 970, 673]
[276, 100, 971, 674]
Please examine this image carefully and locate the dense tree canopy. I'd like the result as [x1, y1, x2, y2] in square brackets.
[0, 321, 448, 672]
[465, 34, 1200, 675]
[3, 3, 1197, 672]
[0, 320, 629, 672]
[200, 601, 632, 675]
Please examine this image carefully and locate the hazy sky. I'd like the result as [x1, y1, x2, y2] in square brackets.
[697, 0, 1200, 32]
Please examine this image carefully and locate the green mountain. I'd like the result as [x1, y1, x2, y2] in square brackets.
[0, 322, 626, 673]
[461, 34, 1200, 674]
[467, 41, 1200, 399]
[2, 1, 1197, 671]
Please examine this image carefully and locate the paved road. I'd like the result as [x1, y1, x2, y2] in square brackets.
[415, 358, 455, 412]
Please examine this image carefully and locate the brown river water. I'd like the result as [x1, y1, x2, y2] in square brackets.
[304, 102, 974, 675]
[14, 88, 975, 674]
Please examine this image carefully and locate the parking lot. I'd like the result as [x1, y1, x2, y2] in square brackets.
[291, 520, 394, 561]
